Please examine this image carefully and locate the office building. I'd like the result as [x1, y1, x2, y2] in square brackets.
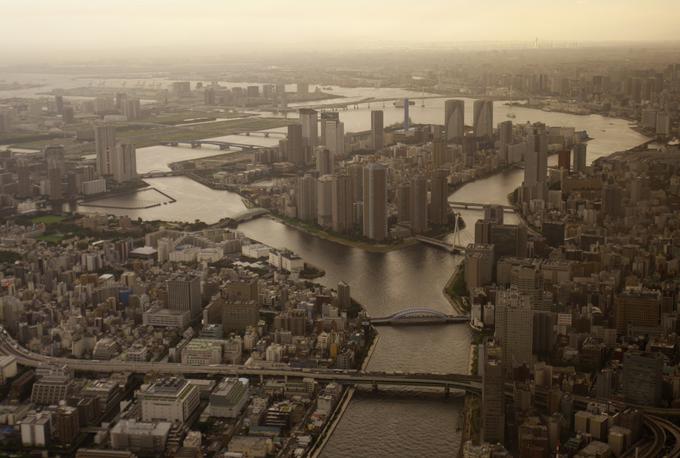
[482, 351, 505, 445]
[615, 289, 661, 334]
[167, 276, 202, 318]
[473, 100, 493, 138]
[54, 405, 80, 446]
[95, 125, 117, 177]
[331, 173, 353, 233]
[362, 163, 387, 241]
[208, 378, 250, 418]
[429, 169, 449, 226]
[110, 419, 171, 455]
[524, 129, 548, 187]
[572, 143, 587, 174]
[495, 289, 533, 372]
[623, 352, 663, 406]
[222, 300, 260, 333]
[371, 110, 384, 150]
[138, 377, 199, 425]
[483, 205, 504, 225]
[410, 175, 428, 234]
[122, 98, 141, 120]
[445, 99, 465, 141]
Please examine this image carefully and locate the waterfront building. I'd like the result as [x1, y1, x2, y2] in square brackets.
[296, 174, 318, 222]
[317, 174, 334, 228]
[482, 348, 505, 445]
[409, 175, 428, 234]
[95, 125, 117, 177]
[299, 108, 319, 158]
[429, 168, 449, 226]
[572, 143, 587, 174]
[445, 99, 465, 141]
[362, 163, 387, 241]
[397, 182, 411, 224]
[473, 100, 493, 138]
[371, 110, 384, 151]
[331, 173, 354, 233]
[112, 143, 137, 183]
[464, 244, 495, 290]
[286, 124, 305, 166]
[320, 111, 339, 146]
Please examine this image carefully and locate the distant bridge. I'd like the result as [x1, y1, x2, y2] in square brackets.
[369, 308, 470, 326]
[160, 140, 263, 150]
[449, 201, 515, 212]
[231, 208, 270, 223]
[236, 131, 286, 138]
[415, 235, 465, 254]
[139, 170, 185, 178]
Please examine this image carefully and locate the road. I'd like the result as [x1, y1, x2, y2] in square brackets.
[0, 329, 480, 392]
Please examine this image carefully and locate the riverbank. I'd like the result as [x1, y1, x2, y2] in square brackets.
[444, 263, 469, 315]
[268, 214, 420, 253]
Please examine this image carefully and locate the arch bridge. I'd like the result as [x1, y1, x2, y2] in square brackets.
[369, 307, 470, 326]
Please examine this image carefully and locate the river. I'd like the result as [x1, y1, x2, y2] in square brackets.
[16, 76, 646, 456]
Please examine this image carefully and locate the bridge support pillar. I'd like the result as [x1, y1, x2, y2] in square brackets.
[444, 386, 450, 398]
[372, 382, 378, 393]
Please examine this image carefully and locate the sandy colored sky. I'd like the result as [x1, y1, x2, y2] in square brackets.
[2, 0, 679, 55]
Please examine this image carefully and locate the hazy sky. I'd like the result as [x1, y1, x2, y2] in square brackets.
[3, 0, 679, 55]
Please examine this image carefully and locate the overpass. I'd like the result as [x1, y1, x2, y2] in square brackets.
[236, 131, 286, 138]
[0, 331, 480, 393]
[449, 201, 515, 212]
[160, 140, 263, 151]
[369, 308, 470, 326]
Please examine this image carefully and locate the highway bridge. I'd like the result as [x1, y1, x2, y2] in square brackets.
[414, 235, 466, 254]
[369, 308, 470, 326]
[236, 131, 286, 138]
[448, 201, 516, 212]
[160, 140, 263, 150]
[0, 331, 480, 393]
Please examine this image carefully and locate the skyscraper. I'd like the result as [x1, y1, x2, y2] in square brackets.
[473, 100, 493, 138]
[299, 108, 318, 161]
[397, 182, 411, 223]
[317, 175, 334, 228]
[572, 142, 587, 174]
[409, 175, 428, 234]
[362, 163, 387, 241]
[319, 112, 339, 146]
[323, 119, 345, 158]
[444, 99, 465, 141]
[286, 124, 305, 166]
[54, 95, 64, 115]
[331, 174, 353, 233]
[494, 288, 533, 373]
[296, 174, 317, 222]
[45, 146, 65, 201]
[524, 129, 548, 187]
[429, 169, 449, 226]
[112, 143, 137, 183]
[94, 125, 117, 177]
[315, 148, 333, 176]
[370, 110, 384, 151]
[482, 348, 505, 445]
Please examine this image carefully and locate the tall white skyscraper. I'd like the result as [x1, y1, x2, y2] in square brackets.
[299, 108, 318, 162]
[494, 288, 533, 373]
[112, 143, 137, 183]
[95, 125, 117, 177]
[323, 119, 345, 158]
[444, 99, 465, 141]
[315, 147, 333, 176]
[524, 129, 548, 186]
[362, 163, 387, 241]
[473, 100, 494, 138]
[316, 175, 334, 228]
